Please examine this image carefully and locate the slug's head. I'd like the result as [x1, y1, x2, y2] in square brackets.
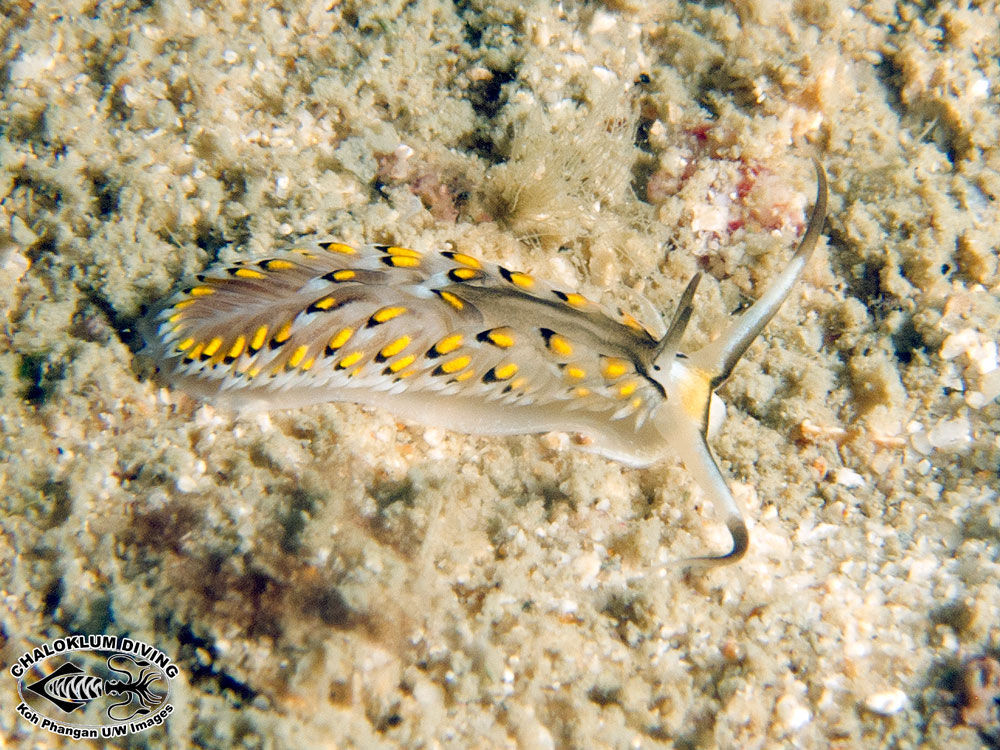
[645, 161, 828, 568]
[647, 273, 723, 440]
[649, 353, 727, 440]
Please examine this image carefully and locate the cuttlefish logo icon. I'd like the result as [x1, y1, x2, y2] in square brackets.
[11, 635, 177, 740]
[24, 655, 166, 720]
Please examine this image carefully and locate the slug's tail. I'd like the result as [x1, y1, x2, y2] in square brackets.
[659, 161, 827, 569]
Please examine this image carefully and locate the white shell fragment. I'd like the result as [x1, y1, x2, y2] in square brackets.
[863, 688, 908, 716]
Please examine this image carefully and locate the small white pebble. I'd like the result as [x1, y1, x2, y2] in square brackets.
[834, 467, 865, 488]
[146, 489, 170, 509]
[422, 427, 444, 447]
[0, 246, 31, 282]
[194, 404, 223, 428]
[970, 75, 989, 100]
[941, 329, 998, 373]
[968, 369, 1000, 408]
[939, 629, 959, 653]
[864, 688, 907, 716]
[940, 329, 977, 360]
[974, 340, 998, 373]
[541, 432, 569, 451]
[927, 418, 971, 451]
[910, 428, 932, 456]
[253, 413, 274, 432]
[10, 215, 37, 245]
[775, 694, 812, 731]
[10, 50, 56, 86]
[589, 11, 617, 34]
[690, 202, 730, 234]
[592, 66, 616, 84]
[222, 49, 239, 64]
[274, 173, 290, 199]
[467, 66, 492, 82]
[176, 475, 199, 493]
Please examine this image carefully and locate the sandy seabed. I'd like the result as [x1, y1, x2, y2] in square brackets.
[1, 1, 999, 748]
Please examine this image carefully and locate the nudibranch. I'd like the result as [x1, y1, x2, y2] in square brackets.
[143, 162, 827, 567]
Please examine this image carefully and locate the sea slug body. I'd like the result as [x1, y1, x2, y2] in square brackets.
[143, 164, 828, 567]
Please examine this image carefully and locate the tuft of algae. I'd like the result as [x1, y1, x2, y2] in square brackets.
[484, 87, 646, 249]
